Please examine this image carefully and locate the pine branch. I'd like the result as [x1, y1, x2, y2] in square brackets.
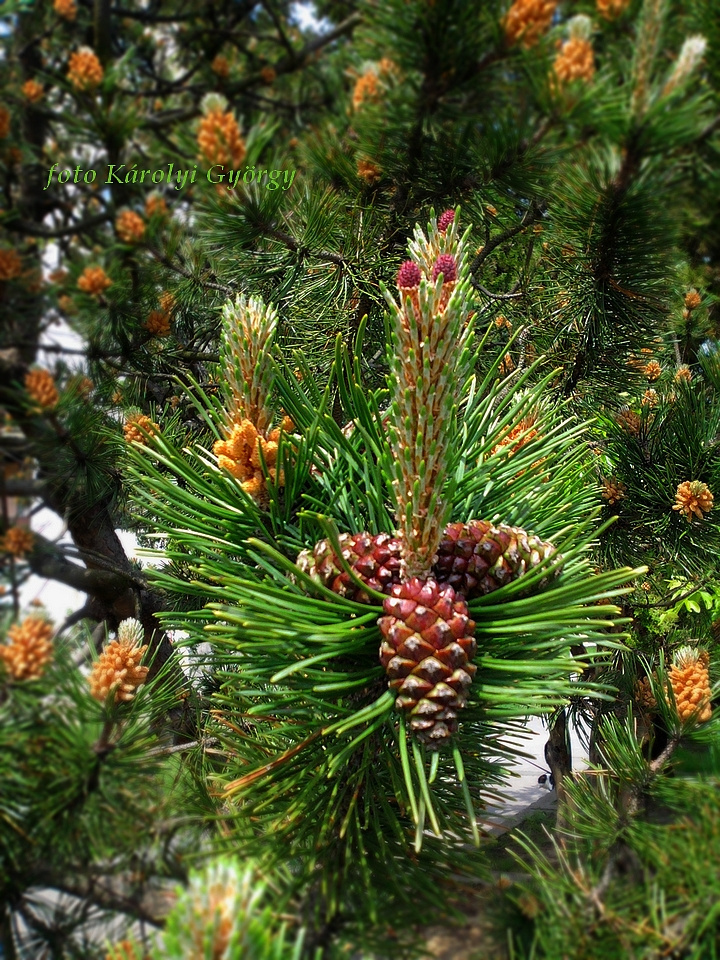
[469, 201, 545, 276]
[19, 871, 166, 929]
[25, 533, 137, 599]
[8, 213, 112, 239]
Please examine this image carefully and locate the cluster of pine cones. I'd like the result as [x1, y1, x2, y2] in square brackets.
[297, 520, 559, 744]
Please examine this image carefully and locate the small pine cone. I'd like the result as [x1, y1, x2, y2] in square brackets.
[124, 414, 158, 445]
[596, 0, 629, 18]
[684, 290, 702, 311]
[379, 578, 477, 744]
[77, 265, 112, 295]
[674, 365, 692, 383]
[553, 38, 595, 85]
[25, 368, 59, 410]
[437, 210, 455, 234]
[0, 249, 22, 281]
[434, 519, 559, 600]
[357, 159, 381, 183]
[197, 108, 246, 167]
[635, 676, 657, 712]
[144, 309, 171, 337]
[672, 480, 713, 522]
[644, 360, 662, 381]
[602, 478, 626, 505]
[145, 193, 167, 218]
[297, 532, 403, 603]
[54, 0, 77, 19]
[669, 647, 713, 723]
[499, 353, 515, 376]
[0, 616, 54, 681]
[89, 631, 149, 704]
[504, 0, 557, 48]
[22, 80, 44, 103]
[58, 294, 77, 314]
[211, 55, 230, 78]
[378, 57, 399, 75]
[159, 290, 176, 314]
[115, 210, 145, 244]
[260, 65, 277, 85]
[616, 408, 642, 436]
[431, 254, 457, 311]
[67, 48, 104, 91]
[352, 69, 380, 110]
[1, 526, 34, 557]
[0, 106, 9, 139]
[642, 388, 658, 408]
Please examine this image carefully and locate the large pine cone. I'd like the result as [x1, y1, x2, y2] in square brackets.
[433, 520, 558, 600]
[379, 578, 476, 745]
[296, 532, 403, 603]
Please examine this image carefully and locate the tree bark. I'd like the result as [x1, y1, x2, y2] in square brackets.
[544, 708, 573, 804]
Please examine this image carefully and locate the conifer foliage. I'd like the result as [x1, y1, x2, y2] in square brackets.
[125, 210, 634, 943]
[1, 0, 720, 955]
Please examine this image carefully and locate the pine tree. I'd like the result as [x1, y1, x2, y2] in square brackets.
[1, 0, 719, 956]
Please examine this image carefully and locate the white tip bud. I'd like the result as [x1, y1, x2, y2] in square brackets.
[117, 617, 145, 647]
[664, 35, 707, 96]
[568, 14, 593, 41]
[200, 92, 228, 115]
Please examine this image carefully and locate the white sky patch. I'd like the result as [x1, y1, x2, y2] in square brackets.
[289, 1, 330, 32]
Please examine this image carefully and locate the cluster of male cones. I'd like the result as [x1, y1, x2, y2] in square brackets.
[296, 210, 561, 745]
[212, 294, 293, 504]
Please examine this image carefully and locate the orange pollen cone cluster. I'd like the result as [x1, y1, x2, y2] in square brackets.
[1, 526, 34, 557]
[213, 416, 293, 501]
[596, 0, 630, 19]
[197, 109, 246, 167]
[89, 637, 149, 704]
[669, 650, 712, 723]
[25, 368, 59, 409]
[0, 248, 22, 280]
[602, 478, 627, 505]
[672, 480, 713, 522]
[353, 70, 380, 110]
[22, 80, 44, 103]
[54, 0, 78, 20]
[115, 210, 145, 244]
[553, 38, 595, 85]
[144, 309, 171, 337]
[0, 617, 54, 681]
[77, 265, 112, 295]
[503, 0, 557, 48]
[123, 414, 158, 445]
[67, 48, 104, 90]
